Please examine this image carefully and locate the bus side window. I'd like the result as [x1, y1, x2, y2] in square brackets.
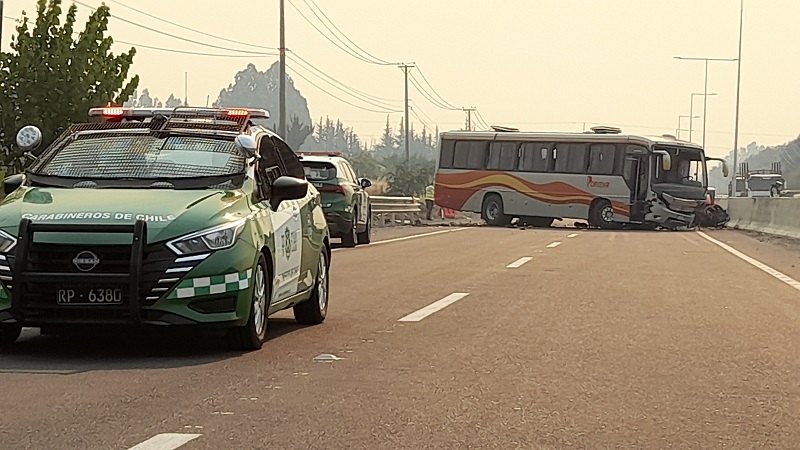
[487, 142, 518, 171]
[553, 143, 588, 173]
[439, 139, 455, 168]
[453, 141, 488, 170]
[588, 144, 616, 175]
[520, 143, 549, 172]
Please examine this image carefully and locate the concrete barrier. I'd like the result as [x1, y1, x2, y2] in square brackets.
[723, 198, 800, 239]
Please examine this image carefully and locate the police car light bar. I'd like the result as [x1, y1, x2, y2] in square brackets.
[88, 107, 270, 120]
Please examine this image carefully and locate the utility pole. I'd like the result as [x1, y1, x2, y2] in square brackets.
[398, 63, 415, 161]
[731, 0, 745, 197]
[0, 1, 5, 51]
[461, 107, 476, 131]
[184, 72, 188, 106]
[279, 0, 287, 138]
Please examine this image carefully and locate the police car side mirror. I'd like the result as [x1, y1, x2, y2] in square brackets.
[3, 174, 25, 195]
[16, 125, 43, 153]
[234, 134, 258, 159]
[359, 178, 372, 189]
[270, 176, 308, 211]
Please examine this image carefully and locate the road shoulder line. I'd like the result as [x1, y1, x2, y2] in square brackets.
[697, 231, 800, 292]
[332, 227, 471, 252]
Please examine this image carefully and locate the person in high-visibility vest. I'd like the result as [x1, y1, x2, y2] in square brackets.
[424, 184, 435, 220]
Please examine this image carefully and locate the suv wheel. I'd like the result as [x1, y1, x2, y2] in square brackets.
[357, 208, 371, 244]
[341, 211, 358, 248]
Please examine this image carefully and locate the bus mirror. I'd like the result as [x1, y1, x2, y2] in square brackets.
[722, 163, 729, 178]
[654, 150, 672, 171]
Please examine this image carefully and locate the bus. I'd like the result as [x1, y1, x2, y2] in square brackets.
[433, 126, 729, 230]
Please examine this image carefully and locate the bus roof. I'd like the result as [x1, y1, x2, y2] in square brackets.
[438, 130, 705, 150]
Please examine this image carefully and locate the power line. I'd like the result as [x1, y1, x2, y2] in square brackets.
[474, 109, 491, 129]
[409, 73, 459, 111]
[288, 51, 401, 107]
[287, 53, 402, 111]
[71, 0, 276, 56]
[415, 66, 459, 110]
[410, 100, 438, 128]
[105, 0, 278, 51]
[116, 40, 277, 58]
[304, 0, 392, 65]
[286, 62, 400, 114]
[286, 0, 389, 65]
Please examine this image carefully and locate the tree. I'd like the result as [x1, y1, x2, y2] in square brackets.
[386, 156, 435, 196]
[0, 0, 138, 172]
[164, 94, 184, 108]
[214, 62, 313, 150]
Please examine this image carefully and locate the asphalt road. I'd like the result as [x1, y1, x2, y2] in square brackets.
[2, 225, 800, 449]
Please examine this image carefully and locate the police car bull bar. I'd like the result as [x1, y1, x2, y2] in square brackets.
[10, 218, 148, 325]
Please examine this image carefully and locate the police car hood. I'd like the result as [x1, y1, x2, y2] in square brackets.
[0, 186, 251, 244]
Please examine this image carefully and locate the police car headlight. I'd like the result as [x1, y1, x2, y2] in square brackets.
[167, 219, 246, 255]
[0, 229, 17, 253]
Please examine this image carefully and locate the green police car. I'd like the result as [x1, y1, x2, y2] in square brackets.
[0, 107, 331, 350]
[298, 152, 372, 247]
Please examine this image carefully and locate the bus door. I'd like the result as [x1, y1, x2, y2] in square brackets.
[623, 146, 648, 222]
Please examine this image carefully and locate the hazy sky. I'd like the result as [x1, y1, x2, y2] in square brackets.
[2, 0, 798, 157]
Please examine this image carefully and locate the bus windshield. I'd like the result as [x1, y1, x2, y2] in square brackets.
[653, 147, 706, 187]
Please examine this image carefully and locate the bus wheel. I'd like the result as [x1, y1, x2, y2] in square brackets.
[482, 194, 510, 226]
[589, 199, 617, 229]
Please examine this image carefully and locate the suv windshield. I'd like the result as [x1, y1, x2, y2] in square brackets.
[36, 134, 246, 179]
[302, 161, 337, 182]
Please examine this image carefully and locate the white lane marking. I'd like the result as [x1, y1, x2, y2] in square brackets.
[506, 257, 533, 268]
[398, 293, 470, 322]
[697, 231, 800, 292]
[332, 227, 469, 252]
[127, 433, 201, 450]
[567, 233, 579, 238]
[546, 241, 562, 248]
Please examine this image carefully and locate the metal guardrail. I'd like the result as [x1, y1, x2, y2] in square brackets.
[370, 196, 423, 227]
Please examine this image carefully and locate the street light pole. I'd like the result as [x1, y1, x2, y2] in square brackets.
[731, 0, 745, 196]
[702, 60, 709, 149]
[689, 93, 717, 144]
[678, 115, 700, 140]
[673, 56, 737, 146]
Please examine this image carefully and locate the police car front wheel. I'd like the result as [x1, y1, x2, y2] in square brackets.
[228, 255, 269, 351]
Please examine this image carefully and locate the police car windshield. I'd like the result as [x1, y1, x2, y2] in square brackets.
[35, 134, 246, 180]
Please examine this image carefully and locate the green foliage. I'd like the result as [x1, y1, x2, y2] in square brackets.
[214, 62, 313, 150]
[0, 0, 139, 172]
[385, 156, 435, 197]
